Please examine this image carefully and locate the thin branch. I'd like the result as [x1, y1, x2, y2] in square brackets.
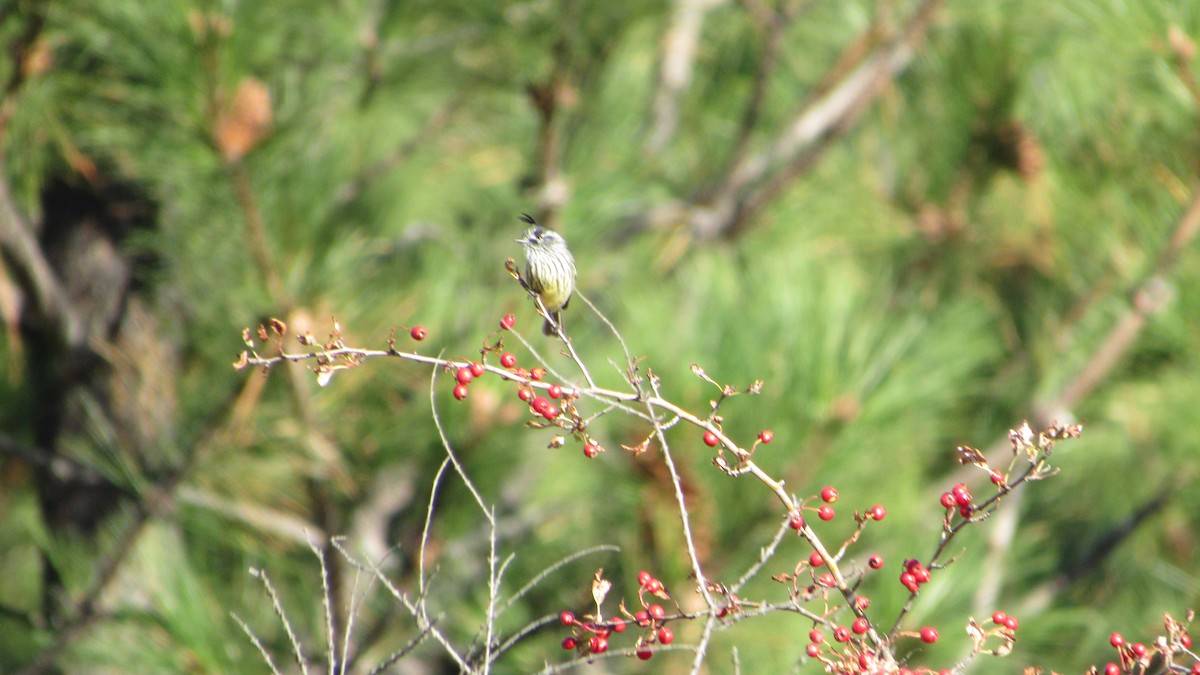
[482, 505, 499, 674]
[429, 357, 492, 517]
[249, 566, 311, 675]
[366, 621, 438, 675]
[232, 612, 285, 675]
[305, 538, 334, 675]
[353, 546, 469, 671]
[731, 516, 792, 594]
[419, 458, 450, 610]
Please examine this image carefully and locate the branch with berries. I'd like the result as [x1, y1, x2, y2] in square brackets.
[232, 266, 1194, 674]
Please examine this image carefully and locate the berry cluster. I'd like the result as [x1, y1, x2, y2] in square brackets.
[939, 482, 974, 519]
[1097, 612, 1196, 674]
[451, 360, 484, 400]
[236, 315, 1109, 673]
[804, 620, 942, 673]
[898, 558, 932, 594]
[445, 313, 611, 456]
[560, 570, 677, 662]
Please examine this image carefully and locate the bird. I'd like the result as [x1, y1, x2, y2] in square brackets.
[515, 213, 576, 336]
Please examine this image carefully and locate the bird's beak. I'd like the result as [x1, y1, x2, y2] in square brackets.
[515, 237, 526, 244]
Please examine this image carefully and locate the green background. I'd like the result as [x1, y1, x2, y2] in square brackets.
[1, 0, 1198, 672]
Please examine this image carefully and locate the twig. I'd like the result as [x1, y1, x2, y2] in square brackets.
[731, 516, 792, 593]
[352, 545, 469, 670]
[249, 566, 311, 675]
[419, 458, 450, 609]
[366, 621, 438, 675]
[232, 612, 285, 675]
[534, 644, 699, 674]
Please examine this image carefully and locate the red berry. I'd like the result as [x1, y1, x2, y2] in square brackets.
[816, 573, 835, 587]
[637, 570, 652, 586]
[852, 617, 869, 634]
[805, 643, 821, 657]
[869, 504, 887, 521]
[611, 619, 626, 633]
[648, 604, 666, 620]
[560, 611, 575, 626]
[453, 383, 468, 400]
[645, 578, 664, 595]
[636, 647, 653, 661]
[499, 352, 516, 368]
[789, 513, 806, 530]
[900, 572, 919, 593]
[952, 483, 972, 506]
[547, 384, 562, 399]
[542, 404, 560, 420]
[809, 552, 824, 567]
[1181, 632, 1192, 648]
[833, 626, 850, 643]
[583, 443, 600, 458]
[959, 504, 972, 518]
[859, 652, 875, 670]
[1103, 664, 1120, 675]
[758, 430, 774, 444]
[530, 367, 545, 381]
[531, 396, 550, 414]
[456, 367, 473, 385]
[912, 565, 931, 584]
[920, 626, 939, 643]
[500, 314, 515, 330]
[470, 361, 485, 377]
[1109, 632, 1124, 648]
[703, 430, 719, 447]
[409, 326, 427, 341]
[809, 629, 824, 643]
[992, 611, 1008, 625]
[818, 505, 835, 521]
[940, 492, 957, 509]
[990, 470, 1005, 485]
[868, 555, 884, 570]
[517, 387, 532, 402]
[561, 636, 576, 650]
[657, 626, 674, 645]
[1130, 643, 1147, 657]
[820, 486, 839, 503]
[635, 610, 650, 627]
[1004, 616, 1020, 631]
[852, 596, 870, 611]
[589, 636, 607, 654]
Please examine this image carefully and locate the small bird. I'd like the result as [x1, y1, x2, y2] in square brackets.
[516, 213, 576, 336]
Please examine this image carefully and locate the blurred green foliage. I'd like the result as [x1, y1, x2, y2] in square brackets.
[1, 0, 1199, 672]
